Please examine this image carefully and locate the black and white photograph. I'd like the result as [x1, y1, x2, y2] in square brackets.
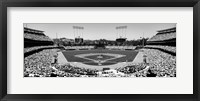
[24, 23, 176, 77]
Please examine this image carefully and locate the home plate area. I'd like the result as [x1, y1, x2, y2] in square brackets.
[58, 50, 143, 70]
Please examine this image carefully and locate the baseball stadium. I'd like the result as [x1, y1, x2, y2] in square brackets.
[24, 24, 176, 77]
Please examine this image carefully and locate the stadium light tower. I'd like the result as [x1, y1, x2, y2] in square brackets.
[116, 26, 127, 38]
[73, 26, 84, 44]
[116, 26, 127, 45]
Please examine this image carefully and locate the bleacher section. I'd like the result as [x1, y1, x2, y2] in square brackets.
[147, 27, 176, 46]
[64, 46, 94, 50]
[24, 33, 52, 41]
[24, 27, 54, 48]
[145, 27, 176, 56]
[24, 27, 56, 57]
[145, 45, 176, 53]
[105, 46, 136, 50]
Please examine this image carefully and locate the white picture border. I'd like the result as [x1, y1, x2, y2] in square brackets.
[7, 7, 193, 94]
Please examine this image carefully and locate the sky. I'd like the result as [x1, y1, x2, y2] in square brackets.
[24, 23, 176, 40]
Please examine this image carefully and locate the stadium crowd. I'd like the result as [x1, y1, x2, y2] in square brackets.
[105, 46, 136, 50]
[64, 46, 94, 50]
[24, 49, 99, 77]
[148, 32, 176, 42]
[115, 49, 176, 77]
[117, 63, 146, 74]
[24, 49, 58, 77]
[24, 26, 176, 77]
[144, 45, 176, 53]
[24, 26, 177, 78]
[24, 45, 58, 53]
[24, 33, 52, 41]
[24, 48, 176, 77]
[143, 49, 176, 77]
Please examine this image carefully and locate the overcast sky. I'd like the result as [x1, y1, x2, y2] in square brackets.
[24, 23, 176, 40]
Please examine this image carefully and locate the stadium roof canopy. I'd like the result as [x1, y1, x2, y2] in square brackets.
[157, 27, 176, 35]
[24, 27, 45, 35]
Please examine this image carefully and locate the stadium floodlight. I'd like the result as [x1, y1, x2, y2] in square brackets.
[116, 26, 128, 39]
[73, 26, 84, 39]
